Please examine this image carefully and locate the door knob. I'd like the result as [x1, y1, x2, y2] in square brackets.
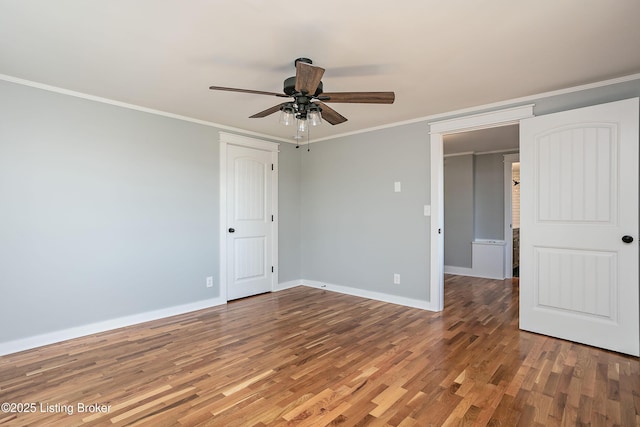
[228, 228, 235, 233]
[622, 235, 633, 243]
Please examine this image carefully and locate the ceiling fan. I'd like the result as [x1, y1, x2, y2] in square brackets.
[208, 58, 395, 129]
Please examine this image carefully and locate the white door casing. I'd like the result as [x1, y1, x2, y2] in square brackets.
[219, 132, 278, 301]
[520, 98, 639, 356]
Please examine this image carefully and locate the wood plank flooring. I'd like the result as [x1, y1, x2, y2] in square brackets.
[0, 275, 638, 426]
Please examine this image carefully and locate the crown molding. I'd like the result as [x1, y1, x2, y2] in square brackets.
[3, 72, 639, 145]
[0, 74, 291, 144]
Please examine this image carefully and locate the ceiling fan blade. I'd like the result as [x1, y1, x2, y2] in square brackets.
[320, 92, 395, 104]
[295, 62, 325, 95]
[317, 102, 347, 125]
[249, 103, 287, 118]
[209, 86, 288, 98]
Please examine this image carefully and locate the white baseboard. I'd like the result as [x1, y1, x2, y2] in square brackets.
[0, 297, 226, 357]
[444, 265, 475, 276]
[0, 279, 444, 356]
[273, 280, 303, 292]
[444, 265, 504, 280]
[301, 279, 438, 311]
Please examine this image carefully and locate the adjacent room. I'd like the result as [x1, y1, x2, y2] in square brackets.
[443, 125, 520, 281]
[1, 1, 639, 425]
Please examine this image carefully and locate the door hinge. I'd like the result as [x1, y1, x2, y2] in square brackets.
[271, 266, 274, 273]
[271, 215, 274, 222]
[271, 164, 274, 171]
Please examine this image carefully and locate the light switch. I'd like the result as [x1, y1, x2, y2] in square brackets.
[394, 182, 401, 192]
[424, 205, 431, 216]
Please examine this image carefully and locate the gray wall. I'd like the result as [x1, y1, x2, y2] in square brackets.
[300, 123, 431, 301]
[0, 81, 221, 342]
[277, 142, 302, 282]
[0, 81, 265, 343]
[474, 153, 507, 240]
[533, 79, 640, 117]
[443, 155, 474, 268]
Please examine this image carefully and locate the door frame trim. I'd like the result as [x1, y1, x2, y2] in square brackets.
[429, 105, 534, 311]
[219, 132, 279, 302]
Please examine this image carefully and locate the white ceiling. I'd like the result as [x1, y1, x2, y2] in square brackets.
[1, 1, 639, 142]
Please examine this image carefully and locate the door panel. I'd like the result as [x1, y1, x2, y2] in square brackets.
[235, 158, 266, 221]
[534, 247, 615, 318]
[234, 236, 266, 280]
[536, 125, 616, 223]
[520, 97, 639, 356]
[226, 144, 273, 300]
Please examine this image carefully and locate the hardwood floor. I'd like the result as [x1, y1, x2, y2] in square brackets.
[0, 275, 638, 426]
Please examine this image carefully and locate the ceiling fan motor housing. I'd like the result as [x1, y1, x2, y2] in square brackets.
[294, 57, 313, 66]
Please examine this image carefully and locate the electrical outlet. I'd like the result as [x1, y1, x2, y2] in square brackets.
[206, 276, 214, 288]
[394, 274, 400, 284]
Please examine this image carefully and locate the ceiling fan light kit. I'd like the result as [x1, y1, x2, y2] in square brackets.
[279, 104, 295, 126]
[209, 58, 395, 138]
[307, 104, 322, 126]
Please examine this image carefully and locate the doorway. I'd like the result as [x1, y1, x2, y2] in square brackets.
[442, 126, 520, 281]
[428, 105, 535, 311]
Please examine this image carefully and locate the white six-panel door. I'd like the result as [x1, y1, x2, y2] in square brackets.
[226, 143, 275, 300]
[520, 98, 639, 356]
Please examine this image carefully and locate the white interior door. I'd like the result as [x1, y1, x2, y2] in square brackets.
[226, 144, 274, 300]
[520, 97, 639, 356]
